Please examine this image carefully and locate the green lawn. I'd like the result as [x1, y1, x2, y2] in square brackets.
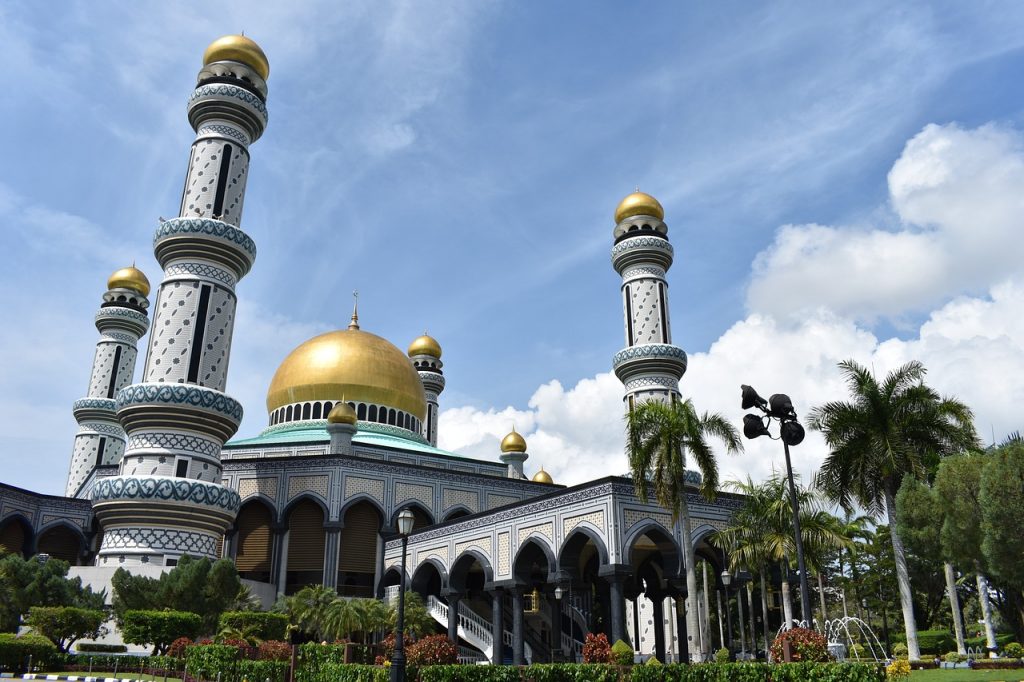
[911, 668, 1024, 681]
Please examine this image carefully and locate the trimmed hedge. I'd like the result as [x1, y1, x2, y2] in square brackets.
[122, 609, 203, 654]
[58, 653, 183, 677]
[76, 643, 128, 653]
[965, 633, 1013, 650]
[417, 663, 885, 682]
[0, 633, 58, 673]
[218, 611, 289, 642]
[185, 644, 287, 682]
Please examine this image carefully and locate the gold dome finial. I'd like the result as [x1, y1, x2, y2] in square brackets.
[107, 265, 151, 297]
[532, 466, 553, 484]
[203, 34, 270, 80]
[408, 332, 442, 359]
[348, 290, 359, 330]
[614, 190, 664, 224]
[327, 400, 358, 425]
[500, 426, 527, 453]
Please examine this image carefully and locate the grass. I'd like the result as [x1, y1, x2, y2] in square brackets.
[910, 669, 1024, 681]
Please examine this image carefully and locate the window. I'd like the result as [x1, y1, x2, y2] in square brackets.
[175, 458, 189, 478]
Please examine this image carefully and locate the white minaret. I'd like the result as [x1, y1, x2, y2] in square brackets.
[65, 267, 151, 497]
[326, 401, 357, 455]
[610, 191, 686, 409]
[91, 35, 270, 566]
[408, 334, 444, 447]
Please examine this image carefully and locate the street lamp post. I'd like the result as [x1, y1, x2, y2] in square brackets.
[735, 571, 749, 659]
[390, 508, 416, 682]
[740, 385, 813, 627]
[720, 569, 734, 653]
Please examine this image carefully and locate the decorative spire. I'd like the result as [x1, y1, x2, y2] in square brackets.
[348, 290, 360, 330]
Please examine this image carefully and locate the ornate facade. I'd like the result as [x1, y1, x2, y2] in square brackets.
[0, 36, 742, 664]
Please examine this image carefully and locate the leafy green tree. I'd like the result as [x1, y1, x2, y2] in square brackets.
[121, 610, 202, 654]
[934, 453, 999, 650]
[111, 555, 242, 633]
[893, 478, 955, 633]
[980, 438, 1024, 641]
[388, 591, 436, 639]
[810, 359, 979, 660]
[0, 554, 105, 632]
[25, 606, 106, 652]
[626, 398, 743, 661]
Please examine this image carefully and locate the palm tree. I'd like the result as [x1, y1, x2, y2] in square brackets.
[325, 597, 362, 641]
[626, 398, 743, 662]
[287, 584, 340, 641]
[835, 511, 872, 620]
[809, 359, 979, 661]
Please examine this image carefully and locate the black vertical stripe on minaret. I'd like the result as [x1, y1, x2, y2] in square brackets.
[426, 408, 433, 444]
[179, 144, 196, 216]
[95, 437, 107, 468]
[186, 285, 213, 383]
[658, 283, 669, 343]
[624, 285, 634, 344]
[105, 346, 123, 399]
[212, 144, 233, 217]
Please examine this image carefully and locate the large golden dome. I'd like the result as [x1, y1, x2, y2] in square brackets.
[203, 35, 270, 81]
[614, 191, 664, 224]
[266, 328, 427, 418]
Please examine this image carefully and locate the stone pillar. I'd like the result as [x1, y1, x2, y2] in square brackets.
[444, 591, 460, 643]
[651, 592, 666, 662]
[273, 526, 289, 595]
[675, 595, 690, 663]
[490, 588, 505, 665]
[511, 588, 525, 665]
[323, 522, 343, 590]
[600, 565, 632, 649]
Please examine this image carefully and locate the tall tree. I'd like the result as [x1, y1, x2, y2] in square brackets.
[626, 398, 743, 662]
[934, 454, 998, 651]
[979, 437, 1024, 642]
[0, 554, 104, 632]
[810, 359, 978, 660]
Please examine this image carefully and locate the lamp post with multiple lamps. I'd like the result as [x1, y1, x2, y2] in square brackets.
[390, 508, 416, 682]
[740, 385, 813, 627]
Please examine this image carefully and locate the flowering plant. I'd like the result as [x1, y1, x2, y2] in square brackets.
[769, 627, 830, 662]
[583, 632, 612, 663]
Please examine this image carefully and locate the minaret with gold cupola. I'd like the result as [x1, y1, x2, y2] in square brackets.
[499, 428, 529, 479]
[408, 334, 444, 446]
[65, 267, 151, 498]
[611, 191, 687, 409]
[90, 35, 270, 567]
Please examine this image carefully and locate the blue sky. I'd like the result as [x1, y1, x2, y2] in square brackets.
[3, 1, 1024, 494]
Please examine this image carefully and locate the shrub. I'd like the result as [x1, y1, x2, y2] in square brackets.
[219, 611, 288, 642]
[121, 609, 202, 655]
[418, 667, 518, 682]
[770, 627, 829, 663]
[75, 642, 127, 653]
[886, 658, 911, 680]
[904, 629, 954, 655]
[611, 639, 633, 665]
[848, 643, 865, 659]
[971, 659, 1024, 670]
[406, 634, 457, 666]
[25, 606, 106, 653]
[582, 632, 611, 663]
[644, 656, 662, 666]
[714, 647, 731, 663]
[259, 640, 292, 661]
[1004, 641, 1023, 658]
[891, 643, 907, 658]
[0, 632, 58, 673]
[167, 636, 192, 658]
[296, 641, 351, 682]
[942, 651, 965, 663]
[965, 633, 1014, 650]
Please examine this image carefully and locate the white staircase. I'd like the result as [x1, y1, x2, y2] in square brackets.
[427, 595, 532, 664]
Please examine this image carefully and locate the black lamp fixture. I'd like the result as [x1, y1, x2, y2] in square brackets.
[739, 384, 813, 627]
[390, 508, 416, 682]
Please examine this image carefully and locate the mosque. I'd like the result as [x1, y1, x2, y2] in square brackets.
[0, 35, 746, 664]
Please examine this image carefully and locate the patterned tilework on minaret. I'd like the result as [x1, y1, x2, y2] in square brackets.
[610, 191, 687, 409]
[90, 36, 270, 566]
[65, 268, 150, 497]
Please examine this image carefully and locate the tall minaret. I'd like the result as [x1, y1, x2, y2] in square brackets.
[65, 267, 151, 498]
[408, 334, 444, 446]
[610, 191, 687, 409]
[90, 35, 270, 566]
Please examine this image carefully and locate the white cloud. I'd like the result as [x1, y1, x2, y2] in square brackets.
[748, 123, 1024, 321]
[441, 280, 1024, 489]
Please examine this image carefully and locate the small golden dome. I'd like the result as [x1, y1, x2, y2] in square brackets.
[532, 467, 553, 484]
[500, 428, 527, 453]
[107, 266, 150, 297]
[614, 191, 664, 224]
[203, 34, 270, 81]
[267, 328, 427, 419]
[327, 401, 358, 425]
[408, 334, 442, 359]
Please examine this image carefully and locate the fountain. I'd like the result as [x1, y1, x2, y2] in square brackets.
[824, 617, 889, 662]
